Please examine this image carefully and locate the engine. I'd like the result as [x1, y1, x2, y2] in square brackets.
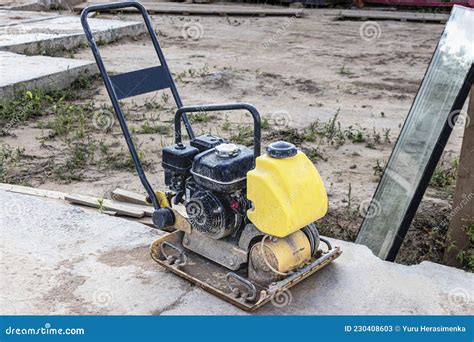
[162, 134, 254, 239]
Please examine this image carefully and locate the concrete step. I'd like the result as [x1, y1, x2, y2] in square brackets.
[0, 189, 472, 315]
[0, 10, 146, 55]
[74, 1, 304, 17]
[0, 1, 46, 11]
[0, 51, 96, 97]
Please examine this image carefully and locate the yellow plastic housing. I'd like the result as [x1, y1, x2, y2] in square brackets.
[247, 151, 328, 238]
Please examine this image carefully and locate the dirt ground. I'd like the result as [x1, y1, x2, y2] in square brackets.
[1, 9, 466, 266]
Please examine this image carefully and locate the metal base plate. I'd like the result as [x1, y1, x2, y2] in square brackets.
[150, 231, 342, 311]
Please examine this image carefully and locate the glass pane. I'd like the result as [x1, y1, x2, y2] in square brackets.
[356, 5, 474, 259]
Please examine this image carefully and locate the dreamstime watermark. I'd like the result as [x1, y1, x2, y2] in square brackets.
[358, 198, 382, 219]
[262, 14, 299, 49]
[4, 323, 85, 336]
[92, 109, 115, 132]
[1, 25, 78, 37]
[93, 289, 114, 307]
[181, 22, 204, 41]
[270, 110, 292, 128]
[448, 287, 471, 306]
[447, 109, 470, 131]
[271, 288, 292, 308]
[440, 192, 474, 227]
[0, 201, 28, 218]
[359, 21, 382, 42]
[1, 118, 19, 135]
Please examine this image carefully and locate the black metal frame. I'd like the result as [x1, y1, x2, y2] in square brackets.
[384, 64, 474, 261]
[175, 103, 261, 163]
[81, 1, 262, 215]
[357, 60, 474, 261]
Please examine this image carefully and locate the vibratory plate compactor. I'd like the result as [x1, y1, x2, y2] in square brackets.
[81, 1, 341, 311]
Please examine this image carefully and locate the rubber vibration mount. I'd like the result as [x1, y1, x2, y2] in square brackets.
[153, 208, 175, 229]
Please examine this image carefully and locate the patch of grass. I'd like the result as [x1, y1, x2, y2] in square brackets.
[40, 102, 94, 138]
[230, 125, 254, 146]
[139, 120, 171, 135]
[344, 125, 366, 144]
[266, 127, 307, 145]
[264, 111, 343, 147]
[0, 145, 25, 184]
[1, 90, 61, 135]
[144, 98, 163, 111]
[98, 141, 149, 172]
[430, 158, 458, 189]
[320, 110, 345, 145]
[222, 117, 231, 131]
[261, 117, 270, 130]
[373, 159, 385, 177]
[175, 64, 210, 82]
[383, 128, 391, 144]
[302, 147, 326, 162]
[0, 76, 99, 136]
[36, 40, 89, 58]
[161, 93, 170, 105]
[189, 111, 216, 124]
[54, 138, 96, 182]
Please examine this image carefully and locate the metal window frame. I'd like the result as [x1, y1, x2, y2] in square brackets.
[356, 40, 474, 261]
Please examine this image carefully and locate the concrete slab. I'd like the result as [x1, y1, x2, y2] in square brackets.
[0, 1, 47, 11]
[1, 0, 87, 11]
[0, 51, 96, 97]
[0, 11, 146, 55]
[0, 10, 59, 26]
[74, 1, 304, 17]
[0, 189, 473, 315]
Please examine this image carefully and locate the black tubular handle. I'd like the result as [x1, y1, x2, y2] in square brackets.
[175, 103, 262, 161]
[80, 1, 194, 141]
[80, 1, 165, 210]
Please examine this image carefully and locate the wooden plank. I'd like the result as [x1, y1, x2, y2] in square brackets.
[135, 216, 155, 228]
[122, 202, 155, 217]
[74, 1, 304, 17]
[111, 188, 147, 206]
[0, 183, 66, 200]
[336, 9, 449, 23]
[444, 88, 474, 268]
[65, 194, 145, 218]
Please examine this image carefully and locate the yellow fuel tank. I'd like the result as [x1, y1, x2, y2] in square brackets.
[246, 142, 328, 238]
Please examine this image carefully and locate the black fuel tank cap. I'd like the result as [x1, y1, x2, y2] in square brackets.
[266, 141, 297, 159]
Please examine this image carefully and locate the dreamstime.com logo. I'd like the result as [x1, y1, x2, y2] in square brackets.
[181, 22, 204, 41]
[359, 21, 382, 42]
[4, 323, 85, 336]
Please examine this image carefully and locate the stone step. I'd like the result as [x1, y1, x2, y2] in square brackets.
[0, 51, 96, 97]
[0, 10, 146, 55]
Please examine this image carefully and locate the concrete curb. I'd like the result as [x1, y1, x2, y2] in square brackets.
[0, 51, 97, 97]
[0, 14, 146, 55]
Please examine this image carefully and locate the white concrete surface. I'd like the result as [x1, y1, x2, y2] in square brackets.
[0, 10, 146, 55]
[0, 189, 473, 315]
[0, 10, 147, 96]
[0, 51, 96, 96]
[0, 10, 58, 26]
[0, 1, 47, 11]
